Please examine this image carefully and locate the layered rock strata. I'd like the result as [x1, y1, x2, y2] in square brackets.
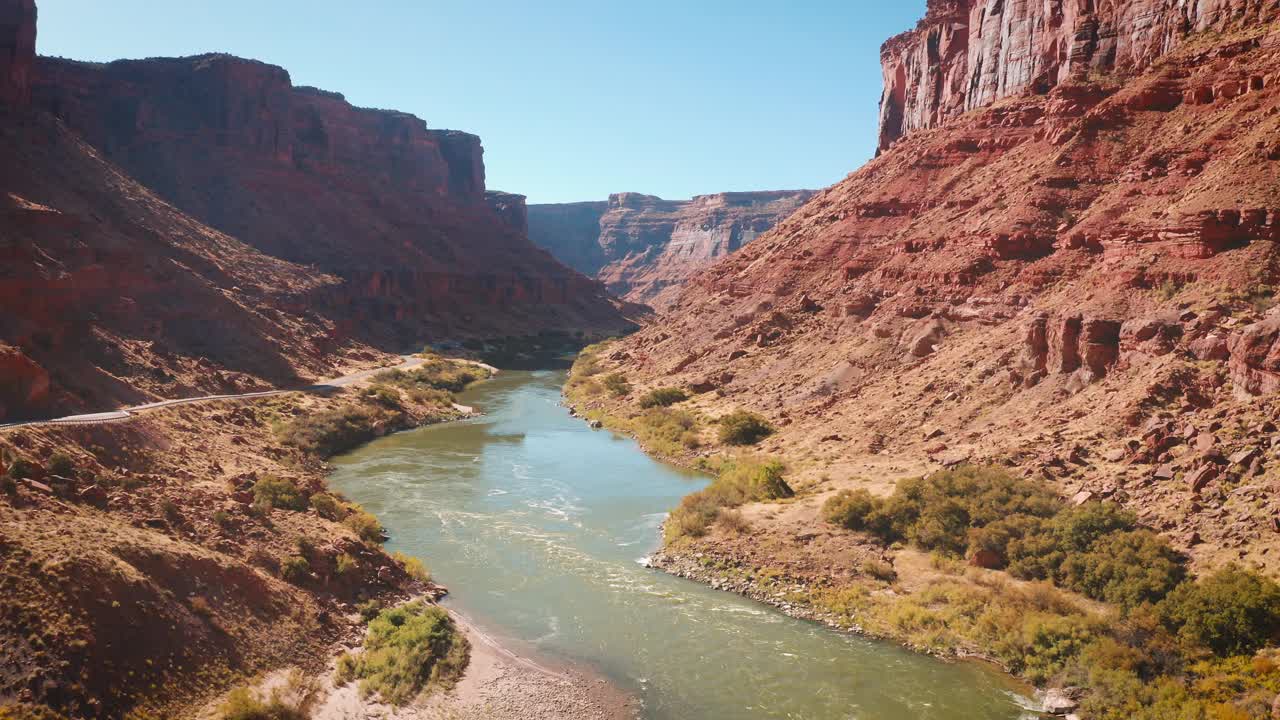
[530, 190, 813, 309]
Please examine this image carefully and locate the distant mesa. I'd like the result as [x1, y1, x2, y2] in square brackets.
[529, 190, 814, 310]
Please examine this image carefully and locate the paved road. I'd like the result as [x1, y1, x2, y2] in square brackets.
[0, 356, 428, 431]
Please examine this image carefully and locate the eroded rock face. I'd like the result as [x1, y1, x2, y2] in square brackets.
[30, 54, 630, 344]
[1229, 316, 1280, 396]
[878, 0, 1280, 151]
[0, 0, 35, 106]
[529, 190, 814, 310]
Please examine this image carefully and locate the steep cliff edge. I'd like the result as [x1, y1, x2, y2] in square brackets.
[879, 0, 1279, 152]
[30, 54, 632, 349]
[0, 0, 33, 106]
[594, 16, 1280, 575]
[529, 190, 813, 310]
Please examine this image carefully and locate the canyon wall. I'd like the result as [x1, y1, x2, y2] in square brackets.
[0, 0, 33, 106]
[530, 190, 813, 310]
[0, 4, 634, 421]
[603, 9, 1280, 573]
[29, 54, 631, 347]
[879, 0, 1280, 151]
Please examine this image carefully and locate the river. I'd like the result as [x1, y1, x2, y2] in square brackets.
[330, 369, 1038, 720]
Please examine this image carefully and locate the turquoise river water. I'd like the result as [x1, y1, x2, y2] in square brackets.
[330, 369, 1040, 720]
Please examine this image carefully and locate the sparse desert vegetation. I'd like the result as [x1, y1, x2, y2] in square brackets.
[335, 601, 469, 706]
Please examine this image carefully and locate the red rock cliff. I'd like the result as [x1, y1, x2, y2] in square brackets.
[530, 190, 814, 310]
[0, 0, 34, 106]
[879, 0, 1280, 151]
[604, 9, 1280, 573]
[30, 54, 631, 343]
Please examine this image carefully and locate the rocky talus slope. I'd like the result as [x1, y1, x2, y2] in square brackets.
[596, 10, 1280, 579]
[529, 190, 812, 310]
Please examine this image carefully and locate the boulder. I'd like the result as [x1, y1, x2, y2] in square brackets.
[1229, 316, 1280, 396]
[1043, 687, 1080, 715]
[1187, 464, 1220, 493]
[969, 549, 1003, 569]
[902, 317, 947, 358]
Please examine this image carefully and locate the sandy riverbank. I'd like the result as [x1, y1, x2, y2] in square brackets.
[208, 606, 640, 720]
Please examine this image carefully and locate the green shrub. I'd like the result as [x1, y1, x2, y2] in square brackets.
[46, 452, 75, 477]
[357, 599, 383, 623]
[717, 410, 774, 446]
[335, 553, 358, 576]
[1057, 529, 1185, 609]
[0, 705, 73, 720]
[828, 467, 1191, 614]
[377, 360, 486, 394]
[212, 510, 232, 528]
[823, 489, 880, 530]
[639, 387, 688, 408]
[862, 559, 898, 583]
[633, 408, 702, 456]
[393, 551, 431, 583]
[7, 458, 34, 480]
[345, 510, 386, 544]
[218, 671, 316, 720]
[601, 373, 631, 397]
[1158, 565, 1280, 657]
[665, 459, 791, 542]
[252, 476, 307, 512]
[309, 492, 343, 520]
[366, 385, 403, 409]
[335, 601, 469, 705]
[1053, 502, 1138, 553]
[277, 405, 379, 458]
[280, 555, 310, 584]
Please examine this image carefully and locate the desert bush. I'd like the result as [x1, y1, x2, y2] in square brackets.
[716, 508, 751, 534]
[366, 385, 403, 409]
[822, 489, 879, 531]
[376, 360, 486, 394]
[253, 476, 307, 512]
[827, 467, 1189, 612]
[0, 704, 73, 720]
[6, 458, 34, 480]
[277, 405, 379, 458]
[212, 510, 232, 528]
[335, 601, 469, 705]
[862, 558, 898, 583]
[634, 408, 701, 456]
[717, 410, 774, 446]
[393, 551, 431, 583]
[1158, 565, 1280, 657]
[1057, 529, 1185, 609]
[639, 387, 688, 408]
[219, 671, 317, 720]
[46, 452, 75, 477]
[357, 599, 383, 623]
[345, 510, 386, 544]
[280, 555, 310, 584]
[309, 492, 343, 520]
[335, 553, 358, 576]
[601, 373, 631, 397]
[665, 459, 791, 542]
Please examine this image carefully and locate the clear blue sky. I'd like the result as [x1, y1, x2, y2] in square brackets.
[37, 1, 925, 204]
